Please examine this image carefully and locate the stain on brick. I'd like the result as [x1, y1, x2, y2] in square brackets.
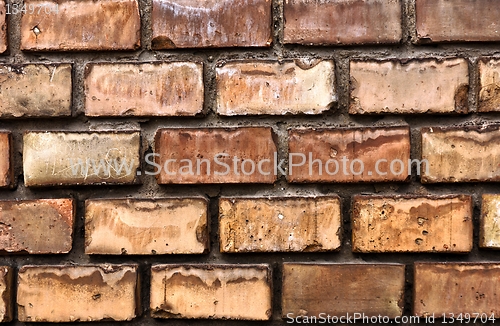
[478, 58, 500, 112]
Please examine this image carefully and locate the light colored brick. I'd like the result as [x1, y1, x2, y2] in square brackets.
[0, 267, 12, 322]
[216, 60, 336, 115]
[350, 58, 469, 114]
[21, 0, 140, 51]
[0, 1, 7, 53]
[155, 127, 277, 184]
[84, 62, 204, 117]
[421, 126, 500, 183]
[219, 196, 341, 252]
[85, 198, 208, 255]
[478, 58, 500, 112]
[288, 126, 411, 183]
[152, 0, 272, 49]
[0, 133, 11, 188]
[0, 199, 74, 254]
[23, 131, 140, 186]
[414, 263, 500, 316]
[150, 264, 272, 320]
[352, 195, 472, 253]
[284, 0, 402, 45]
[0, 64, 72, 118]
[480, 194, 500, 248]
[282, 263, 405, 318]
[17, 264, 139, 322]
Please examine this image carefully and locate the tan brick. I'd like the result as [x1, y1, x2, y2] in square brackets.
[23, 131, 140, 186]
[150, 264, 271, 320]
[480, 194, 500, 248]
[17, 264, 139, 322]
[21, 0, 140, 51]
[0, 64, 72, 118]
[288, 126, 411, 183]
[0, 1, 7, 53]
[216, 60, 336, 115]
[414, 263, 500, 316]
[0, 267, 12, 322]
[219, 196, 341, 252]
[282, 263, 405, 318]
[84, 62, 204, 117]
[0, 199, 74, 254]
[0, 133, 11, 188]
[478, 58, 500, 112]
[152, 0, 272, 49]
[284, 0, 402, 45]
[85, 198, 208, 255]
[350, 58, 469, 114]
[416, 0, 500, 43]
[421, 126, 500, 183]
[155, 128, 277, 184]
[352, 195, 472, 253]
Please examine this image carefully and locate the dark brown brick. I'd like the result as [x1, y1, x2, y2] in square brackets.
[0, 132, 11, 188]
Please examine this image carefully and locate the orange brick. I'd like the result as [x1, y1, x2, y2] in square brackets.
[84, 62, 204, 117]
[352, 195, 472, 253]
[478, 58, 500, 112]
[0, 267, 12, 322]
[0, 1, 7, 53]
[21, 0, 140, 51]
[0, 132, 11, 188]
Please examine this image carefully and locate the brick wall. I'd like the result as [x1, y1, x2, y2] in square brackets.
[0, 0, 500, 324]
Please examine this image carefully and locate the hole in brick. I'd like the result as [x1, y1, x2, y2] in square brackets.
[415, 238, 423, 245]
[32, 25, 41, 36]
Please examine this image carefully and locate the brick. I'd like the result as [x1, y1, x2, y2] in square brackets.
[150, 264, 271, 320]
[416, 0, 500, 43]
[151, 0, 272, 49]
[478, 58, 500, 112]
[0, 267, 12, 322]
[216, 60, 336, 115]
[350, 58, 469, 114]
[283, 0, 402, 45]
[0, 64, 72, 118]
[0, 1, 6, 53]
[352, 195, 472, 253]
[20, 0, 140, 51]
[155, 128, 277, 184]
[288, 126, 411, 183]
[23, 131, 140, 186]
[480, 194, 500, 248]
[0, 132, 11, 188]
[85, 198, 208, 255]
[421, 126, 500, 183]
[282, 263, 405, 318]
[84, 62, 204, 117]
[414, 263, 500, 316]
[17, 264, 139, 322]
[219, 196, 341, 252]
[0, 199, 74, 254]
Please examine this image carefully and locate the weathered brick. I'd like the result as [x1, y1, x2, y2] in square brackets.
[151, 0, 272, 49]
[150, 264, 271, 320]
[85, 198, 208, 255]
[414, 263, 500, 316]
[21, 0, 140, 51]
[283, 0, 402, 45]
[478, 58, 500, 112]
[352, 195, 472, 253]
[0, 267, 12, 322]
[288, 126, 411, 183]
[155, 128, 277, 184]
[17, 264, 139, 322]
[350, 58, 469, 114]
[219, 196, 341, 252]
[421, 126, 500, 183]
[480, 194, 500, 248]
[0, 1, 7, 53]
[282, 263, 405, 318]
[0, 132, 11, 188]
[416, 0, 500, 43]
[216, 60, 336, 115]
[0, 64, 72, 118]
[0, 199, 74, 254]
[84, 62, 204, 117]
[23, 131, 140, 186]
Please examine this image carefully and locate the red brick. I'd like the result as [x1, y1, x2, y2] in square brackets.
[478, 58, 500, 112]
[0, 1, 7, 53]
[150, 264, 271, 320]
[0, 267, 12, 322]
[414, 263, 500, 316]
[155, 128, 277, 184]
[416, 0, 500, 43]
[152, 0, 272, 49]
[216, 60, 336, 115]
[0, 132, 11, 188]
[282, 263, 405, 318]
[350, 58, 469, 114]
[0, 199, 74, 254]
[283, 0, 402, 45]
[21, 0, 141, 51]
[84, 62, 204, 117]
[288, 126, 411, 183]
